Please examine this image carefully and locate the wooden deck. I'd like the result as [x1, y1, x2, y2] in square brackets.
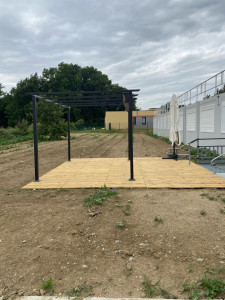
[22, 157, 225, 189]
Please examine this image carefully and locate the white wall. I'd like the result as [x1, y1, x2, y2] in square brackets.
[153, 93, 225, 151]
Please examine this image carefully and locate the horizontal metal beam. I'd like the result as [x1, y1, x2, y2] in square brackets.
[31, 89, 140, 95]
[45, 94, 138, 100]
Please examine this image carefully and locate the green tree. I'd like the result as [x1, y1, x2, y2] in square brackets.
[0, 83, 7, 127]
[37, 101, 67, 139]
[5, 62, 134, 130]
[6, 73, 44, 126]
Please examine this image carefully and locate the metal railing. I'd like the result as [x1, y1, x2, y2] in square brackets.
[178, 70, 225, 105]
[211, 153, 225, 166]
[188, 138, 225, 165]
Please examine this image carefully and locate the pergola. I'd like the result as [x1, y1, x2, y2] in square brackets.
[31, 89, 139, 184]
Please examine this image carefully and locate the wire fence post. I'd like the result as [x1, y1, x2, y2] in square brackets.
[32, 95, 39, 181]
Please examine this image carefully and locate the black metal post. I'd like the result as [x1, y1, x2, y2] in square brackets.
[128, 93, 135, 181]
[32, 95, 39, 181]
[68, 107, 71, 161]
[128, 105, 131, 161]
[197, 138, 199, 163]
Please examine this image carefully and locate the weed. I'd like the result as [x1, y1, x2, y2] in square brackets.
[160, 288, 171, 298]
[123, 204, 131, 216]
[207, 195, 215, 201]
[142, 137, 146, 145]
[220, 208, 225, 214]
[141, 276, 170, 298]
[110, 135, 117, 141]
[218, 267, 225, 274]
[182, 276, 225, 300]
[203, 268, 214, 275]
[123, 268, 132, 277]
[144, 193, 149, 198]
[116, 221, 125, 228]
[41, 278, 54, 293]
[154, 264, 159, 270]
[154, 216, 163, 224]
[221, 198, 225, 203]
[142, 276, 160, 297]
[188, 263, 193, 273]
[58, 187, 68, 192]
[145, 131, 159, 139]
[66, 284, 93, 298]
[128, 291, 132, 296]
[200, 210, 206, 216]
[201, 192, 208, 197]
[83, 185, 117, 209]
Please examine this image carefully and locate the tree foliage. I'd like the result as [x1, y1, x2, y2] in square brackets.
[37, 101, 67, 139]
[0, 63, 133, 137]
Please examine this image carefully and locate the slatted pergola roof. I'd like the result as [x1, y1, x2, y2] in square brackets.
[31, 89, 140, 183]
[32, 89, 139, 107]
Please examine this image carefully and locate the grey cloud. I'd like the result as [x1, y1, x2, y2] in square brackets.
[1, 0, 225, 108]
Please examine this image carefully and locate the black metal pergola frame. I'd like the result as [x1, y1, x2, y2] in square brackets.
[31, 89, 140, 183]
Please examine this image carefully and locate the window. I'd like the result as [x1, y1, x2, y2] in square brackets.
[142, 117, 146, 125]
[222, 101, 225, 133]
[133, 117, 136, 125]
[200, 104, 214, 132]
[187, 110, 196, 131]
[178, 113, 183, 130]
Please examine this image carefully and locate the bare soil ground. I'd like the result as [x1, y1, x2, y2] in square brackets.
[0, 131, 225, 299]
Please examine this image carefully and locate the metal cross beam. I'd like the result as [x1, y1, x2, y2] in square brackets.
[31, 89, 139, 183]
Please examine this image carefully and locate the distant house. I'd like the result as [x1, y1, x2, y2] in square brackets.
[105, 109, 156, 130]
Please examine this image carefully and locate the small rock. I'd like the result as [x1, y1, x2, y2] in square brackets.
[197, 258, 204, 262]
[123, 250, 133, 256]
[141, 292, 146, 298]
[115, 240, 121, 243]
[89, 211, 100, 217]
[129, 256, 134, 262]
[139, 243, 146, 246]
[126, 262, 132, 270]
[82, 264, 88, 268]
[40, 289, 45, 296]
[22, 240, 26, 243]
[18, 290, 24, 296]
[71, 230, 78, 235]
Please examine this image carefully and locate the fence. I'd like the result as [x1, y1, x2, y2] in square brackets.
[153, 92, 225, 153]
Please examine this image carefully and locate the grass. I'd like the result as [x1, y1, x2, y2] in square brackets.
[145, 130, 170, 144]
[116, 221, 125, 227]
[201, 192, 209, 197]
[109, 134, 118, 141]
[221, 198, 225, 203]
[200, 210, 206, 216]
[154, 216, 163, 224]
[41, 278, 54, 293]
[66, 284, 93, 298]
[123, 204, 131, 216]
[182, 276, 225, 300]
[220, 207, 225, 214]
[83, 185, 118, 209]
[123, 268, 132, 277]
[142, 276, 170, 298]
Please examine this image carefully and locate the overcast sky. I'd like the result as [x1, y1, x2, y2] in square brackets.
[1, 0, 225, 109]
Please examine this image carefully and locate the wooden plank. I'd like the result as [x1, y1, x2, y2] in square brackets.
[22, 158, 225, 189]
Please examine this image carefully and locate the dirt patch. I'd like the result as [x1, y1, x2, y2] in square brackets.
[0, 132, 225, 299]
